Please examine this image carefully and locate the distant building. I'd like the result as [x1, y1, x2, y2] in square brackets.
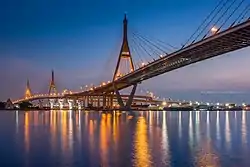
[5, 99, 14, 109]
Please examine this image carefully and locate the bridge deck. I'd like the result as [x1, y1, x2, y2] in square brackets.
[69, 20, 250, 96]
[14, 94, 153, 103]
[127, 19, 250, 83]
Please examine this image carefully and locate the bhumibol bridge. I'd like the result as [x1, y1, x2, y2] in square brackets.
[13, 1, 250, 110]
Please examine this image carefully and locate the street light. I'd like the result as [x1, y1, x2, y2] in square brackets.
[211, 26, 218, 34]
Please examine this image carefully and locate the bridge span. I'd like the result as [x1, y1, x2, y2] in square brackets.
[12, 10, 250, 110]
[68, 19, 250, 96]
[64, 17, 250, 110]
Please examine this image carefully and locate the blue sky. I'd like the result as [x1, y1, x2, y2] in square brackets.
[1, 0, 250, 103]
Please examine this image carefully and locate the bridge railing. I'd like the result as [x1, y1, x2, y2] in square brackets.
[13, 93, 66, 104]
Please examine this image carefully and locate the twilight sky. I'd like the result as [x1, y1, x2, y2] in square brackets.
[1, 0, 250, 103]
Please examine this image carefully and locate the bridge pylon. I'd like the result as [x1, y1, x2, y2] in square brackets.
[113, 14, 135, 81]
[25, 79, 32, 99]
[48, 70, 57, 95]
[112, 14, 137, 111]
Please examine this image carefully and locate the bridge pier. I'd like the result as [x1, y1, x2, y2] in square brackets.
[110, 93, 114, 108]
[67, 99, 74, 110]
[113, 84, 137, 111]
[38, 100, 43, 109]
[90, 96, 93, 107]
[87, 96, 90, 107]
[49, 99, 55, 110]
[76, 100, 81, 110]
[106, 93, 114, 109]
[85, 98, 87, 108]
[97, 96, 100, 108]
[82, 96, 85, 108]
[103, 94, 106, 108]
[106, 94, 109, 108]
[93, 96, 97, 107]
[78, 100, 84, 110]
[58, 99, 64, 110]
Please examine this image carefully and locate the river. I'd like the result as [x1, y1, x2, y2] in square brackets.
[0, 110, 249, 167]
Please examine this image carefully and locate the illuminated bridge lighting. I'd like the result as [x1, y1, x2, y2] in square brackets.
[12, 19, 250, 108]
[211, 26, 218, 34]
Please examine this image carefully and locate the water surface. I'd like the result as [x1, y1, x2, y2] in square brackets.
[0, 110, 249, 167]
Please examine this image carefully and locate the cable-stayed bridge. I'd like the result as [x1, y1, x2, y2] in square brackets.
[12, 0, 250, 110]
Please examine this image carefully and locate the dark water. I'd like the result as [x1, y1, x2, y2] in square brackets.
[0, 110, 250, 167]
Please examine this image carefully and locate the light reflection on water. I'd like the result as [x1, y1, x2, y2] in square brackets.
[0, 110, 249, 166]
[133, 117, 152, 167]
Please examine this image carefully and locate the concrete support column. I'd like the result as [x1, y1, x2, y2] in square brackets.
[90, 96, 93, 106]
[80, 99, 84, 109]
[110, 93, 114, 109]
[113, 84, 137, 110]
[97, 96, 100, 108]
[87, 96, 89, 107]
[68, 99, 74, 110]
[58, 99, 64, 110]
[85, 97, 87, 108]
[76, 100, 81, 110]
[49, 99, 55, 109]
[73, 99, 77, 109]
[93, 96, 96, 107]
[38, 100, 43, 109]
[107, 95, 110, 108]
[83, 96, 86, 108]
[103, 95, 106, 108]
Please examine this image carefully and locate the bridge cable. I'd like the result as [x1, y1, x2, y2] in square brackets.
[135, 39, 156, 62]
[218, 0, 245, 31]
[132, 33, 166, 58]
[133, 32, 176, 52]
[202, 0, 236, 40]
[184, 0, 226, 46]
[234, 3, 250, 25]
[128, 30, 147, 67]
[236, 4, 250, 24]
[132, 34, 164, 57]
[130, 38, 148, 67]
[132, 31, 174, 52]
[130, 45, 142, 69]
[131, 29, 177, 50]
[132, 32, 168, 55]
[132, 35, 159, 58]
[133, 36, 162, 61]
[130, 37, 146, 63]
[191, 0, 233, 43]
[132, 32, 171, 59]
[131, 36, 156, 62]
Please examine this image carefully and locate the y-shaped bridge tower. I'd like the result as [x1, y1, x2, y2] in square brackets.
[48, 70, 57, 95]
[25, 79, 32, 99]
[112, 14, 137, 111]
